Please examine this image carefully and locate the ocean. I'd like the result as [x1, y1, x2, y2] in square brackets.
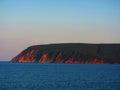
[0, 62, 120, 90]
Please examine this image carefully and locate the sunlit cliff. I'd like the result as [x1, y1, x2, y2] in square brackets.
[11, 43, 120, 64]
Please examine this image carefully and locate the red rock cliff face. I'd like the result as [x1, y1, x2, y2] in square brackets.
[12, 49, 39, 63]
[11, 43, 120, 64]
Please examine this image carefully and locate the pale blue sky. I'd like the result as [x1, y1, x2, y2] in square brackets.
[0, 0, 120, 60]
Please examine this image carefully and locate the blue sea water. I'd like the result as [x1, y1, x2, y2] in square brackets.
[0, 62, 120, 90]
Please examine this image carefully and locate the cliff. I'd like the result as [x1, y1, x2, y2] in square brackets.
[11, 43, 120, 64]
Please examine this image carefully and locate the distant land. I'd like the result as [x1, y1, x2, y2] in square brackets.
[11, 43, 120, 64]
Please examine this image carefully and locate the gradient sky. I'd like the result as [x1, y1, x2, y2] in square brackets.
[0, 0, 120, 60]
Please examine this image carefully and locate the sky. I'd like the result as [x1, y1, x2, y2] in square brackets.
[0, 0, 120, 61]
